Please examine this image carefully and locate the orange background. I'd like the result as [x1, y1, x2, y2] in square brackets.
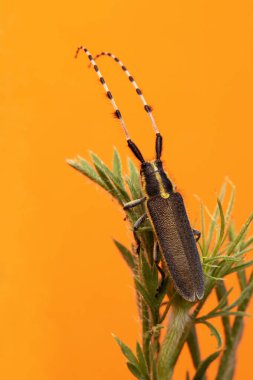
[1, 1, 253, 379]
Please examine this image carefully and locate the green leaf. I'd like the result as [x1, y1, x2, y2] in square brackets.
[140, 251, 158, 295]
[224, 179, 235, 223]
[198, 320, 222, 348]
[221, 281, 253, 312]
[202, 263, 219, 268]
[237, 269, 247, 291]
[90, 152, 131, 203]
[235, 247, 253, 257]
[127, 157, 142, 199]
[192, 350, 221, 380]
[206, 182, 227, 252]
[66, 158, 106, 189]
[242, 236, 253, 250]
[198, 310, 250, 321]
[114, 240, 135, 270]
[90, 152, 114, 179]
[211, 199, 225, 258]
[113, 147, 125, 188]
[210, 287, 233, 314]
[225, 259, 253, 275]
[226, 213, 253, 256]
[90, 153, 121, 201]
[134, 278, 156, 317]
[113, 334, 139, 368]
[127, 362, 145, 380]
[136, 342, 149, 379]
[205, 256, 240, 263]
[204, 273, 224, 281]
[200, 203, 207, 255]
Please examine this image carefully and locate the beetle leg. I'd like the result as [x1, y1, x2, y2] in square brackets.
[153, 241, 165, 296]
[133, 213, 147, 254]
[192, 229, 201, 242]
[123, 196, 146, 210]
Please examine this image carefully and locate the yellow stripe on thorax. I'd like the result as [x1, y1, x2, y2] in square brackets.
[151, 162, 170, 199]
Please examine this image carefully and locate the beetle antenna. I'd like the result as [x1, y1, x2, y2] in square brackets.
[75, 46, 145, 163]
[92, 51, 160, 137]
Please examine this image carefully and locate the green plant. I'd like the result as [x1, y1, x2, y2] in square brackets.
[67, 148, 253, 380]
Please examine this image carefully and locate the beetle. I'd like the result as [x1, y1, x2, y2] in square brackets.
[75, 46, 204, 302]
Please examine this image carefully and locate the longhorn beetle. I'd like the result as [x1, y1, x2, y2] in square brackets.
[75, 46, 204, 302]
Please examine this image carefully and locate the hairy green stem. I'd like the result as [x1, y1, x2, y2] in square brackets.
[142, 300, 151, 370]
[157, 301, 192, 380]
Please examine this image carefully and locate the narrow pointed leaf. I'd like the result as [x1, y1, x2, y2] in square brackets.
[127, 157, 142, 199]
[202, 263, 219, 268]
[237, 269, 247, 291]
[226, 213, 253, 256]
[198, 310, 250, 321]
[206, 183, 227, 251]
[136, 342, 149, 379]
[205, 256, 240, 263]
[242, 236, 253, 250]
[90, 152, 114, 179]
[127, 362, 145, 380]
[67, 158, 106, 189]
[210, 287, 233, 313]
[204, 273, 224, 281]
[114, 240, 135, 270]
[197, 320, 222, 348]
[192, 350, 221, 380]
[113, 334, 139, 367]
[90, 152, 130, 202]
[225, 260, 253, 276]
[134, 278, 157, 316]
[113, 147, 124, 188]
[200, 203, 207, 255]
[235, 247, 253, 257]
[221, 281, 253, 312]
[90, 155, 121, 201]
[211, 199, 225, 258]
[126, 175, 140, 201]
[140, 251, 158, 295]
[224, 180, 235, 223]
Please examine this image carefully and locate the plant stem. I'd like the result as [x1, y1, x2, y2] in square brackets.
[157, 300, 192, 380]
[216, 271, 253, 380]
[142, 300, 151, 370]
[187, 325, 203, 372]
[215, 282, 231, 344]
[215, 322, 243, 380]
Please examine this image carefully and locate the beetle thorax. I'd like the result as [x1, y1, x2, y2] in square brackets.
[140, 160, 174, 199]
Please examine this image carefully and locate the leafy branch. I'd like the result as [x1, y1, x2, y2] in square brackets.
[68, 149, 253, 380]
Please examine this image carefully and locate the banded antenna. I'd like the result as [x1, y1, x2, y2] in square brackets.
[75, 46, 146, 163]
[92, 51, 160, 136]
